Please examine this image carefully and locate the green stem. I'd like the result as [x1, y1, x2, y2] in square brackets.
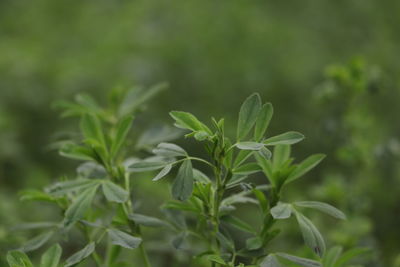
[78, 222, 103, 267]
[92, 253, 103, 267]
[122, 172, 152, 267]
[256, 188, 281, 265]
[231, 252, 237, 265]
[139, 243, 152, 267]
[102, 159, 152, 267]
[188, 156, 216, 168]
[170, 156, 216, 170]
[121, 206, 152, 267]
[209, 162, 225, 266]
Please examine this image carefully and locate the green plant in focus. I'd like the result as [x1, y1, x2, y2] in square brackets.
[6, 91, 368, 267]
[131, 93, 368, 266]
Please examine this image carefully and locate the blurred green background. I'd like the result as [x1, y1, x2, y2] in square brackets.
[1, 0, 400, 266]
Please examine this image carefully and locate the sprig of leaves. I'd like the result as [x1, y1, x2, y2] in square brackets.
[9, 85, 171, 267]
[129, 93, 351, 266]
[8, 91, 367, 267]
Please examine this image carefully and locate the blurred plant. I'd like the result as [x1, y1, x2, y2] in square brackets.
[310, 58, 399, 265]
[6, 91, 369, 267]
[6, 83, 185, 267]
[131, 93, 367, 266]
[7, 244, 62, 267]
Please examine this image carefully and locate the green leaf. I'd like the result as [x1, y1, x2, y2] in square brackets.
[276, 253, 321, 267]
[260, 254, 282, 267]
[129, 160, 168, 172]
[295, 212, 326, 257]
[19, 190, 56, 203]
[253, 189, 269, 213]
[193, 169, 211, 183]
[271, 202, 292, 219]
[55, 99, 89, 117]
[222, 215, 255, 234]
[111, 115, 133, 157]
[236, 142, 265, 150]
[254, 102, 273, 141]
[221, 193, 257, 207]
[216, 232, 235, 252]
[20, 231, 53, 252]
[223, 142, 235, 168]
[7, 251, 33, 267]
[286, 154, 326, 183]
[246, 236, 263, 250]
[194, 182, 212, 204]
[77, 162, 107, 179]
[164, 200, 201, 213]
[102, 181, 129, 203]
[294, 201, 346, 220]
[335, 247, 370, 267]
[237, 93, 262, 141]
[152, 164, 173, 181]
[75, 93, 101, 113]
[226, 174, 250, 188]
[108, 229, 142, 249]
[233, 150, 253, 167]
[64, 242, 95, 267]
[136, 125, 183, 149]
[169, 111, 211, 134]
[119, 83, 168, 116]
[193, 131, 211, 141]
[80, 113, 105, 146]
[46, 179, 97, 196]
[255, 153, 273, 183]
[258, 147, 272, 159]
[207, 255, 226, 265]
[172, 231, 187, 249]
[128, 213, 167, 227]
[172, 160, 194, 201]
[40, 244, 62, 267]
[322, 246, 342, 267]
[264, 131, 304, 146]
[233, 163, 262, 175]
[152, 142, 187, 157]
[64, 185, 99, 225]
[13, 222, 58, 231]
[59, 143, 96, 161]
[272, 145, 291, 171]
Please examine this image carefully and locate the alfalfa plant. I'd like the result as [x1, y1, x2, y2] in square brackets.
[7, 91, 367, 267]
[131, 93, 368, 266]
[6, 83, 180, 267]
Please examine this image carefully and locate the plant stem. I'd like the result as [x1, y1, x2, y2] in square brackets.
[188, 156, 216, 168]
[121, 205, 152, 267]
[209, 160, 226, 267]
[103, 160, 153, 267]
[139, 243, 152, 267]
[255, 188, 281, 264]
[212, 167, 221, 247]
[92, 253, 103, 267]
[78, 222, 103, 267]
[122, 172, 153, 267]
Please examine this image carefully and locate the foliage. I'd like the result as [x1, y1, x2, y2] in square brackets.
[6, 85, 180, 266]
[6, 91, 368, 266]
[308, 59, 400, 265]
[1, 1, 400, 265]
[137, 93, 366, 266]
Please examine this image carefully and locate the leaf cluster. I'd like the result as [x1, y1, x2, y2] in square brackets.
[8, 91, 368, 267]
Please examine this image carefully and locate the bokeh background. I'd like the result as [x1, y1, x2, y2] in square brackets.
[1, 0, 400, 266]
